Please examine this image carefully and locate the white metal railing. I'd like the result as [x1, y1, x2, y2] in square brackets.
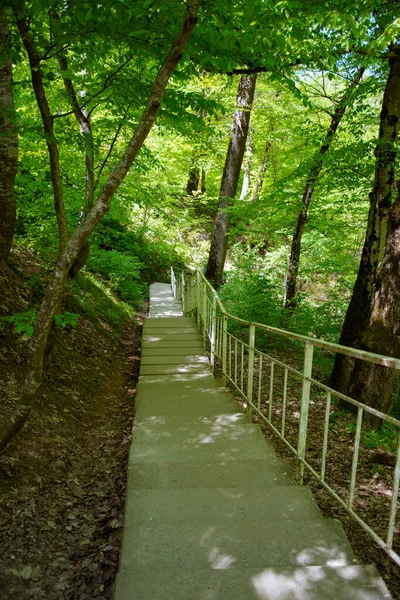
[170, 266, 185, 304]
[171, 266, 400, 567]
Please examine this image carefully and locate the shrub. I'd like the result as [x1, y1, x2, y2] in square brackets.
[86, 249, 144, 305]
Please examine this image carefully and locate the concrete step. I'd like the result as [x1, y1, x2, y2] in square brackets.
[129, 436, 277, 464]
[127, 458, 294, 489]
[141, 346, 205, 356]
[135, 379, 238, 401]
[149, 282, 174, 296]
[134, 391, 241, 418]
[148, 310, 184, 318]
[131, 413, 273, 458]
[144, 317, 196, 328]
[114, 564, 392, 600]
[141, 340, 204, 349]
[135, 400, 240, 418]
[143, 328, 201, 337]
[140, 355, 208, 365]
[148, 302, 183, 310]
[118, 516, 356, 572]
[131, 414, 266, 445]
[140, 362, 210, 376]
[138, 373, 221, 386]
[123, 487, 325, 531]
[142, 332, 201, 342]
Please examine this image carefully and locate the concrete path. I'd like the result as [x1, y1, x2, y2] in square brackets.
[114, 283, 392, 599]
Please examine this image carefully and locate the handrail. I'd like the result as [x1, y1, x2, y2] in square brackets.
[190, 268, 400, 371]
[171, 266, 400, 568]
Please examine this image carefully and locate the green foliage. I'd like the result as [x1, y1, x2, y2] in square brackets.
[0, 309, 37, 337]
[361, 423, 398, 452]
[86, 249, 143, 306]
[219, 247, 284, 328]
[0, 309, 79, 337]
[288, 290, 349, 343]
[92, 215, 186, 283]
[54, 312, 80, 328]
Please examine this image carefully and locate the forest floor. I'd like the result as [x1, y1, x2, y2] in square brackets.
[0, 248, 144, 600]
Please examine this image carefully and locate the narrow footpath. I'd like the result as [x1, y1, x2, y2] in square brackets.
[114, 283, 391, 599]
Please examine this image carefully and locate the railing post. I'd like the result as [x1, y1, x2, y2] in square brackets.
[297, 341, 314, 484]
[247, 324, 255, 416]
[196, 270, 200, 326]
[222, 314, 227, 386]
[210, 294, 217, 369]
[171, 266, 175, 299]
[181, 271, 186, 314]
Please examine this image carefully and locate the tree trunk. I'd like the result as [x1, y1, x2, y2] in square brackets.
[205, 73, 257, 286]
[339, 193, 400, 427]
[284, 67, 365, 312]
[252, 138, 271, 202]
[331, 50, 400, 395]
[58, 48, 95, 275]
[239, 126, 253, 200]
[17, 16, 70, 257]
[186, 164, 200, 195]
[0, 0, 201, 451]
[0, 11, 17, 270]
[0, 9, 18, 270]
[200, 167, 206, 193]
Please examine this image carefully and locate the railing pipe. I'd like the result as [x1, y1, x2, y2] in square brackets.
[210, 294, 217, 369]
[202, 281, 207, 348]
[196, 270, 200, 326]
[222, 315, 228, 386]
[297, 342, 314, 484]
[387, 435, 400, 550]
[247, 324, 255, 416]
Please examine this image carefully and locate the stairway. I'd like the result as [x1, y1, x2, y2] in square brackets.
[114, 283, 392, 600]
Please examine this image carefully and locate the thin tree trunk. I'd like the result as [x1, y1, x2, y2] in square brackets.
[284, 67, 365, 311]
[205, 73, 257, 286]
[16, 17, 70, 257]
[200, 167, 206, 193]
[186, 164, 200, 195]
[331, 50, 400, 395]
[0, 0, 201, 452]
[0, 11, 17, 270]
[252, 138, 271, 202]
[57, 48, 95, 275]
[239, 126, 253, 200]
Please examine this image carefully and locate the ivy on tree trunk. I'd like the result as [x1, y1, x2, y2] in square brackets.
[342, 192, 400, 427]
[331, 48, 400, 410]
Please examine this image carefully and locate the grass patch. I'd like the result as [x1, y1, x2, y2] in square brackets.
[65, 272, 136, 331]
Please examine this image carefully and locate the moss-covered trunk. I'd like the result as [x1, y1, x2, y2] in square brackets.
[339, 194, 400, 427]
[331, 50, 400, 402]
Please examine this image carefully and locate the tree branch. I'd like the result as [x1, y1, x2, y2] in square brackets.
[94, 103, 131, 190]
